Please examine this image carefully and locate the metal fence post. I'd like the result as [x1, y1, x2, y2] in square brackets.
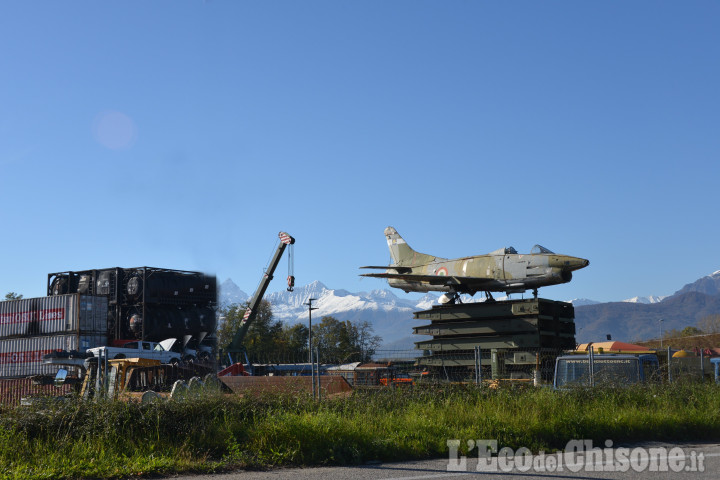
[104, 350, 109, 395]
[94, 349, 102, 399]
[478, 347, 483, 386]
[667, 346, 672, 383]
[474, 346, 479, 385]
[491, 348, 499, 380]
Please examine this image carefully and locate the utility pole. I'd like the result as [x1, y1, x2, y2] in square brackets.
[304, 298, 318, 398]
[659, 318, 664, 349]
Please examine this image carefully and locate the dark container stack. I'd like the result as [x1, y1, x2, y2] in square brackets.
[47, 267, 217, 343]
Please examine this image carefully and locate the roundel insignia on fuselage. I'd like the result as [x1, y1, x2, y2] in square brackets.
[435, 267, 448, 276]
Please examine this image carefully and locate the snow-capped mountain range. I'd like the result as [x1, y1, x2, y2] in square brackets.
[219, 279, 436, 348]
[621, 295, 668, 304]
[569, 295, 668, 306]
[219, 270, 720, 347]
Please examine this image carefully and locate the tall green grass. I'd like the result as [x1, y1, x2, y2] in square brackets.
[1, 383, 719, 479]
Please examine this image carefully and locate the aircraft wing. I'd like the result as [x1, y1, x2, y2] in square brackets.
[360, 272, 496, 289]
[359, 266, 413, 274]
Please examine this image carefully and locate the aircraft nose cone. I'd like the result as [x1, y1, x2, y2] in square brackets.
[550, 255, 589, 271]
[561, 256, 589, 271]
[573, 258, 590, 270]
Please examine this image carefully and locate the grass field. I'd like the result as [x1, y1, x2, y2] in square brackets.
[1, 383, 719, 479]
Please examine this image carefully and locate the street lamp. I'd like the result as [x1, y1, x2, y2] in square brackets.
[304, 298, 318, 397]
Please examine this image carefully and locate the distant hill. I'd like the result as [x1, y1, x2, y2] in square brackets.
[674, 270, 720, 296]
[575, 289, 720, 343]
[569, 298, 601, 307]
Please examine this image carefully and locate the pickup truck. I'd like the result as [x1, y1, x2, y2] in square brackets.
[87, 339, 182, 364]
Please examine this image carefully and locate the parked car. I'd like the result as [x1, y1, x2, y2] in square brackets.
[167, 338, 214, 364]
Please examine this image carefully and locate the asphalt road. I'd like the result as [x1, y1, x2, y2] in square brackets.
[175, 442, 720, 480]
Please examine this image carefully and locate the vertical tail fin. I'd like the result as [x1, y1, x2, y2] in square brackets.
[384, 226, 435, 266]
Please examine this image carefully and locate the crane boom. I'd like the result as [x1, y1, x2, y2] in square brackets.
[226, 232, 295, 365]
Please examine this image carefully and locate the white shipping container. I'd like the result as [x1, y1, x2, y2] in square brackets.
[0, 295, 107, 338]
[0, 333, 107, 378]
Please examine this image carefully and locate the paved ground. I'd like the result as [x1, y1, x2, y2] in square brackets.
[175, 442, 720, 480]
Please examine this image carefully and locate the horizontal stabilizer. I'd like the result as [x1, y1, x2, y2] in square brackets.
[359, 266, 413, 273]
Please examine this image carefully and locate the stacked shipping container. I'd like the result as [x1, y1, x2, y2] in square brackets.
[47, 267, 217, 343]
[0, 266, 216, 383]
[0, 294, 108, 378]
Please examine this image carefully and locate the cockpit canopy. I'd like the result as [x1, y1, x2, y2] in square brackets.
[491, 245, 554, 255]
[530, 245, 554, 254]
[490, 247, 518, 255]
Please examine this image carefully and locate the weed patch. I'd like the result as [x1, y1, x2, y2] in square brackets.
[0, 384, 718, 479]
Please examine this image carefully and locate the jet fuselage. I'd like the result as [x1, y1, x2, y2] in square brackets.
[385, 251, 588, 295]
[361, 227, 589, 297]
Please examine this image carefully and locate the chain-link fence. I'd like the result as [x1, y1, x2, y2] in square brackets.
[4, 346, 718, 404]
[553, 347, 718, 387]
[242, 347, 720, 387]
[239, 347, 569, 387]
[0, 377, 75, 406]
[663, 348, 715, 383]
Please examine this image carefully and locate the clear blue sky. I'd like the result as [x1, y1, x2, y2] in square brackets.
[1, 1, 718, 303]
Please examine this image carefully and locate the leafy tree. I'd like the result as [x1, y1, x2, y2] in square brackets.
[311, 316, 345, 361]
[4, 292, 23, 301]
[217, 300, 283, 360]
[311, 316, 381, 363]
[216, 307, 381, 364]
[278, 323, 309, 362]
[354, 320, 382, 361]
[663, 328, 682, 340]
[216, 304, 244, 353]
[681, 326, 703, 337]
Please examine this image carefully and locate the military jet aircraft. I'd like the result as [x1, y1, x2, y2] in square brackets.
[360, 227, 589, 303]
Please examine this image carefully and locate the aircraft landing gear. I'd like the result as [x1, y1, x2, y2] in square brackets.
[532, 288, 538, 299]
[439, 292, 462, 305]
[483, 291, 496, 303]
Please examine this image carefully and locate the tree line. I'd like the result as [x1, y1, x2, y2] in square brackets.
[216, 300, 382, 364]
[655, 314, 720, 340]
